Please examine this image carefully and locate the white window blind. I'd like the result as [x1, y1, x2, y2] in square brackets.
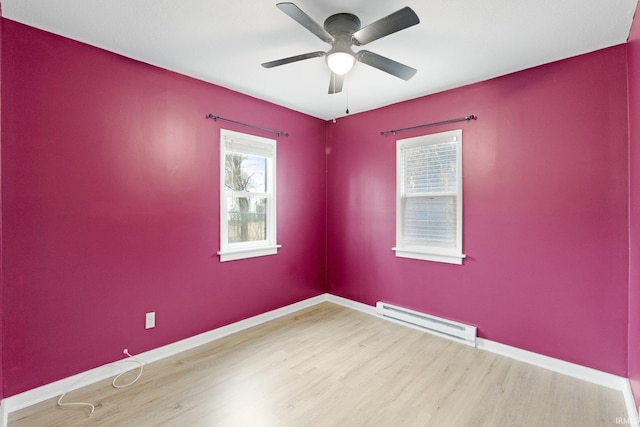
[224, 136, 275, 158]
[394, 129, 465, 264]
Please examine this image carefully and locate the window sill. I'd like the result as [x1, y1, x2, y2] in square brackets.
[392, 247, 466, 265]
[218, 245, 282, 262]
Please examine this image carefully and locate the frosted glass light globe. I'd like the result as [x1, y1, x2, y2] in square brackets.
[327, 52, 355, 75]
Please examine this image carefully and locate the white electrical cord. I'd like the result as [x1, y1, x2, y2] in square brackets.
[57, 349, 145, 416]
[56, 392, 96, 416]
[112, 349, 144, 389]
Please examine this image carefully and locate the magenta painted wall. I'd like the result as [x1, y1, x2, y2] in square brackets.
[1, 20, 327, 397]
[628, 1, 640, 407]
[326, 45, 630, 375]
[0, 5, 4, 401]
[1, 13, 636, 401]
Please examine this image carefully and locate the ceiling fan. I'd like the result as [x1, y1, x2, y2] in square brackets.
[261, 3, 420, 94]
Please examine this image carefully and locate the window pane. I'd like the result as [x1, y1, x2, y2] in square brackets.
[402, 142, 457, 194]
[225, 154, 267, 192]
[402, 196, 457, 247]
[227, 196, 267, 243]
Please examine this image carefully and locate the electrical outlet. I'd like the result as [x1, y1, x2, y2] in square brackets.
[145, 312, 156, 329]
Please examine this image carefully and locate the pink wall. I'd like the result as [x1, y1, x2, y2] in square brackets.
[1, 13, 636, 400]
[0, 5, 4, 401]
[628, 0, 640, 408]
[1, 20, 327, 397]
[326, 45, 630, 375]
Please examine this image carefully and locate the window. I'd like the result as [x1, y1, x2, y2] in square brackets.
[394, 129, 465, 265]
[218, 129, 279, 262]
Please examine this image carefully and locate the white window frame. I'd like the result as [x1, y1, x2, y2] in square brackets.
[393, 129, 465, 265]
[218, 129, 280, 262]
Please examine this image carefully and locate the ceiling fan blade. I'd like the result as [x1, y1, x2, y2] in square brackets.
[276, 2, 334, 44]
[262, 51, 326, 68]
[356, 50, 417, 80]
[352, 7, 420, 46]
[328, 73, 344, 94]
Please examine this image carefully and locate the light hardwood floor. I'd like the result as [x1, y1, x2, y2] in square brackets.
[9, 302, 628, 426]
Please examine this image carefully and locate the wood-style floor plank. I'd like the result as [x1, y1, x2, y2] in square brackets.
[8, 302, 628, 426]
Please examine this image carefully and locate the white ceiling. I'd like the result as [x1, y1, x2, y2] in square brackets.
[3, 0, 638, 120]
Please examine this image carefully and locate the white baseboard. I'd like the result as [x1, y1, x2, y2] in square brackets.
[133, 294, 327, 366]
[2, 293, 639, 426]
[1, 399, 6, 427]
[476, 338, 626, 389]
[0, 293, 329, 423]
[622, 380, 640, 426]
[326, 294, 376, 315]
[327, 296, 640, 426]
[477, 338, 639, 425]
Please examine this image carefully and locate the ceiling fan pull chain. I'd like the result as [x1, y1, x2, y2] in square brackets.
[345, 80, 349, 115]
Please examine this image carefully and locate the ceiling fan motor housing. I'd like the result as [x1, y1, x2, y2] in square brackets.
[323, 13, 361, 37]
[324, 13, 360, 68]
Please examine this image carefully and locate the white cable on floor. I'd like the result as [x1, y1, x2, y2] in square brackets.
[56, 349, 145, 416]
[57, 392, 95, 416]
[112, 349, 144, 388]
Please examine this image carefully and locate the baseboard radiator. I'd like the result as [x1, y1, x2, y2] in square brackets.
[376, 302, 477, 347]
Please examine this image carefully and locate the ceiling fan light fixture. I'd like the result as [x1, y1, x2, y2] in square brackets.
[264, 4, 420, 93]
[326, 51, 355, 75]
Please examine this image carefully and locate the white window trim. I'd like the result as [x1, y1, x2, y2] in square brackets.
[393, 129, 465, 265]
[218, 245, 282, 262]
[392, 248, 466, 265]
[218, 129, 279, 262]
